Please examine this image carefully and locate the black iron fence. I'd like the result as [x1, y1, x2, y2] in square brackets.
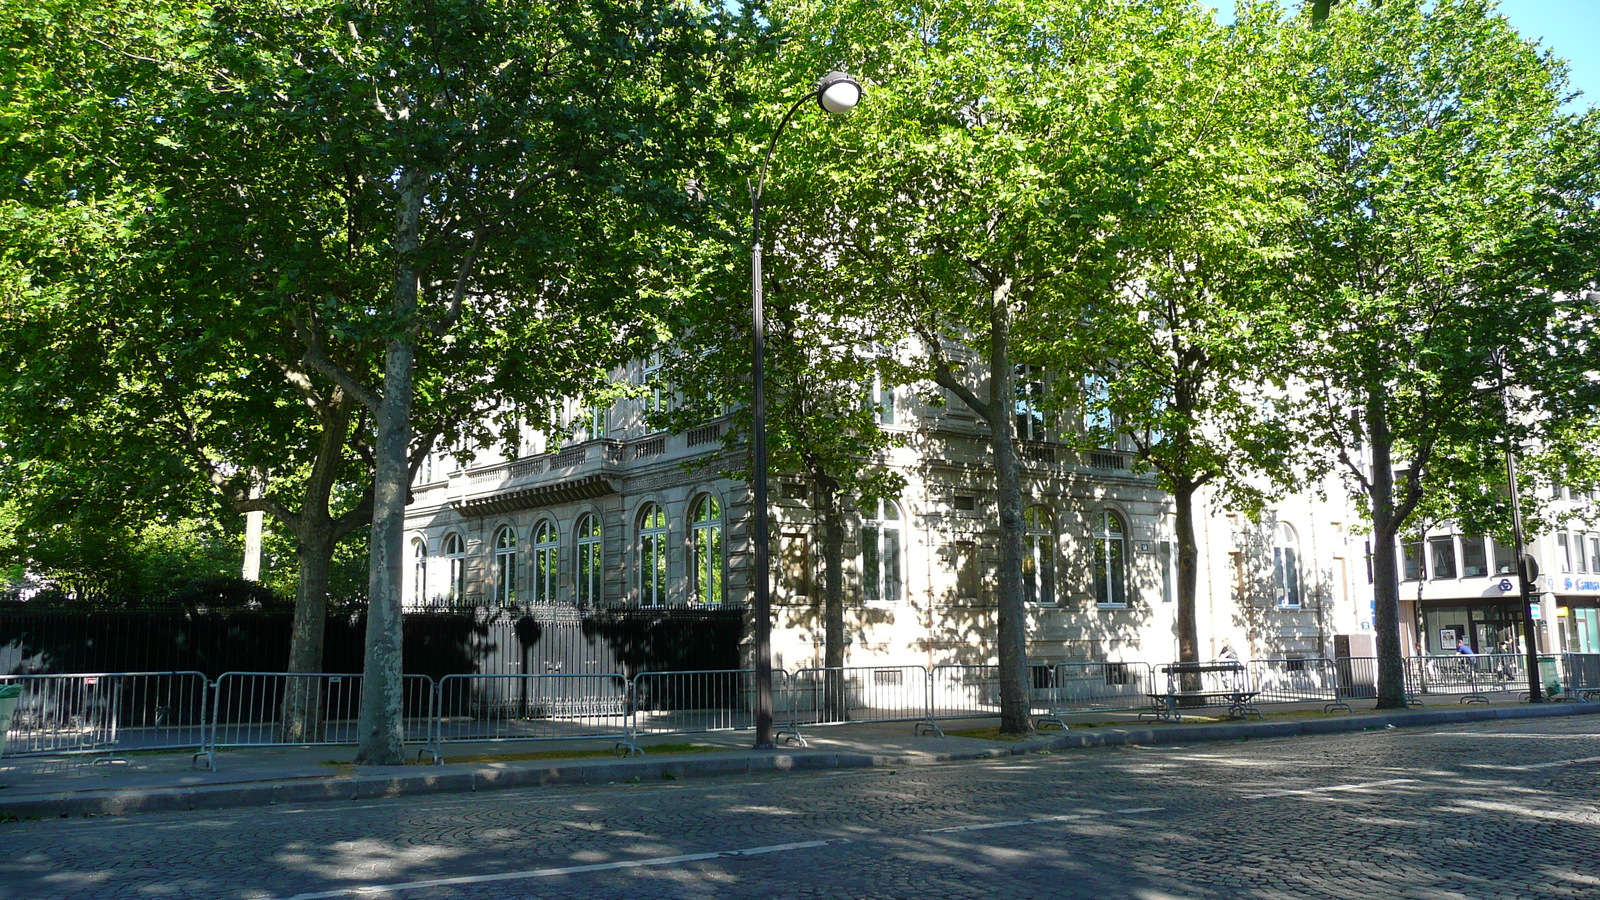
[0, 603, 744, 681]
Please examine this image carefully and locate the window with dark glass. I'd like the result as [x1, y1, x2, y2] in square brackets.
[1401, 538, 1424, 581]
[1492, 538, 1516, 575]
[1428, 536, 1456, 580]
[443, 532, 466, 603]
[493, 526, 518, 605]
[691, 495, 723, 605]
[532, 520, 558, 603]
[1014, 365, 1046, 441]
[1023, 507, 1056, 605]
[575, 514, 602, 605]
[1273, 524, 1301, 608]
[1460, 537, 1488, 578]
[638, 503, 667, 606]
[1094, 511, 1127, 606]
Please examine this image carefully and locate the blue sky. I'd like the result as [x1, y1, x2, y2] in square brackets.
[1203, 1, 1599, 111]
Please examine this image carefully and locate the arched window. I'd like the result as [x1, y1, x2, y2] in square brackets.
[576, 514, 602, 605]
[492, 526, 517, 607]
[691, 495, 723, 605]
[1273, 522, 1302, 608]
[442, 532, 466, 605]
[410, 538, 428, 606]
[638, 503, 668, 606]
[1093, 511, 1127, 607]
[1024, 507, 1056, 606]
[532, 520, 559, 604]
[863, 499, 903, 604]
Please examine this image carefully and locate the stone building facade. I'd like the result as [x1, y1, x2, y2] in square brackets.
[401, 354, 1375, 670]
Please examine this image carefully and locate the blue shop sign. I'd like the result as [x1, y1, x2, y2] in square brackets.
[1563, 577, 1600, 593]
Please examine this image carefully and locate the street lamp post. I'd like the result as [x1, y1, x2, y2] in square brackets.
[1495, 347, 1543, 703]
[749, 71, 863, 750]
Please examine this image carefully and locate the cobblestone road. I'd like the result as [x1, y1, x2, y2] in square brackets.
[2, 717, 1597, 899]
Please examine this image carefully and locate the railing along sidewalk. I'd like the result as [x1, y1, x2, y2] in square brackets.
[785, 665, 930, 746]
[201, 672, 435, 770]
[1246, 658, 1347, 712]
[430, 672, 634, 762]
[630, 668, 795, 743]
[0, 671, 209, 762]
[924, 664, 1053, 737]
[1035, 661, 1154, 729]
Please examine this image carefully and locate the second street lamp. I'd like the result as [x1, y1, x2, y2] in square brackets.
[749, 71, 863, 750]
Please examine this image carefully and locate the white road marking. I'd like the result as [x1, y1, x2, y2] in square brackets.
[1463, 754, 1600, 771]
[924, 806, 1162, 833]
[1255, 778, 1418, 798]
[265, 839, 847, 900]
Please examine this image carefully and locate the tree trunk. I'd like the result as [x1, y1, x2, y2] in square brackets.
[1366, 386, 1408, 709]
[356, 170, 425, 766]
[277, 524, 334, 744]
[818, 479, 847, 721]
[277, 392, 359, 743]
[987, 286, 1032, 735]
[1174, 481, 1202, 693]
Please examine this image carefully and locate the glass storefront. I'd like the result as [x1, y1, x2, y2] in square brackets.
[1562, 603, 1600, 653]
[1417, 602, 1525, 656]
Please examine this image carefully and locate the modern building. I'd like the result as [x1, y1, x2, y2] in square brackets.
[1398, 490, 1600, 657]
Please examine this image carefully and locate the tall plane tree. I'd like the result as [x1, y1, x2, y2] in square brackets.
[1050, 2, 1312, 673]
[1, 0, 755, 763]
[1292, 0, 1580, 707]
[787, 0, 1216, 732]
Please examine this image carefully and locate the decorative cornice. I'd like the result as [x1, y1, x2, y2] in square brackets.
[451, 475, 618, 518]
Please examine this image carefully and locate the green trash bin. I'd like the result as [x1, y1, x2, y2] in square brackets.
[1538, 657, 1562, 699]
[0, 684, 19, 758]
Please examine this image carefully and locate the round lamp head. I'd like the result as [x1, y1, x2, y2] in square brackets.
[816, 71, 863, 115]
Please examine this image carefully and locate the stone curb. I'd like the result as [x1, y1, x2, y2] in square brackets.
[4, 701, 1595, 821]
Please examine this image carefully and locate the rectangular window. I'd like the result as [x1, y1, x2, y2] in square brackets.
[1401, 539, 1424, 581]
[863, 375, 895, 426]
[1559, 533, 1572, 572]
[584, 404, 609, 441]
[1577, 535, 1589, 574]
[1274, 545, 1301, 607]
[884, 531, 903, 605]
[1014, 365, 1045, 441]
[1428, 536, 1457, 580]
[1492, 538, 1516, 575]
[1081, 374, 1112, 438]
[642, 353, 666, 432]
[1590, 536, 1599, 574]
[1460, 537, 1488, 578]
[863, 524, 881, 604]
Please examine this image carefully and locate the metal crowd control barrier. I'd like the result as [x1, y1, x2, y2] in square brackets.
[925, 664, 1053, 737]
[431, 673, 635, 762]
[786, 666, 930, 745]
[1563, 653, 1600, 699]
[1035, 661, 1154, 729]
[202, 672, 435, 770]
[1247, 658, 1346, 711]
[0, 671, 209, 760]
[1335, 656, 1379, 707]
[631, 668, 795, 739]
[1406, 655, 1520, 704]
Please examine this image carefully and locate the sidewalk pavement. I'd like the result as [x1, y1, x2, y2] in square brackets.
[2, 698, 1596, 821]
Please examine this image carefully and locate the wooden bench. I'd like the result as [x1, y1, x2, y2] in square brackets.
[1138, 662, 1261, 723]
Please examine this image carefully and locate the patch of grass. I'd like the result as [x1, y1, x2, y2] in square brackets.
[944, 727, 1034, 742]
[428, 743, 721, 766]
